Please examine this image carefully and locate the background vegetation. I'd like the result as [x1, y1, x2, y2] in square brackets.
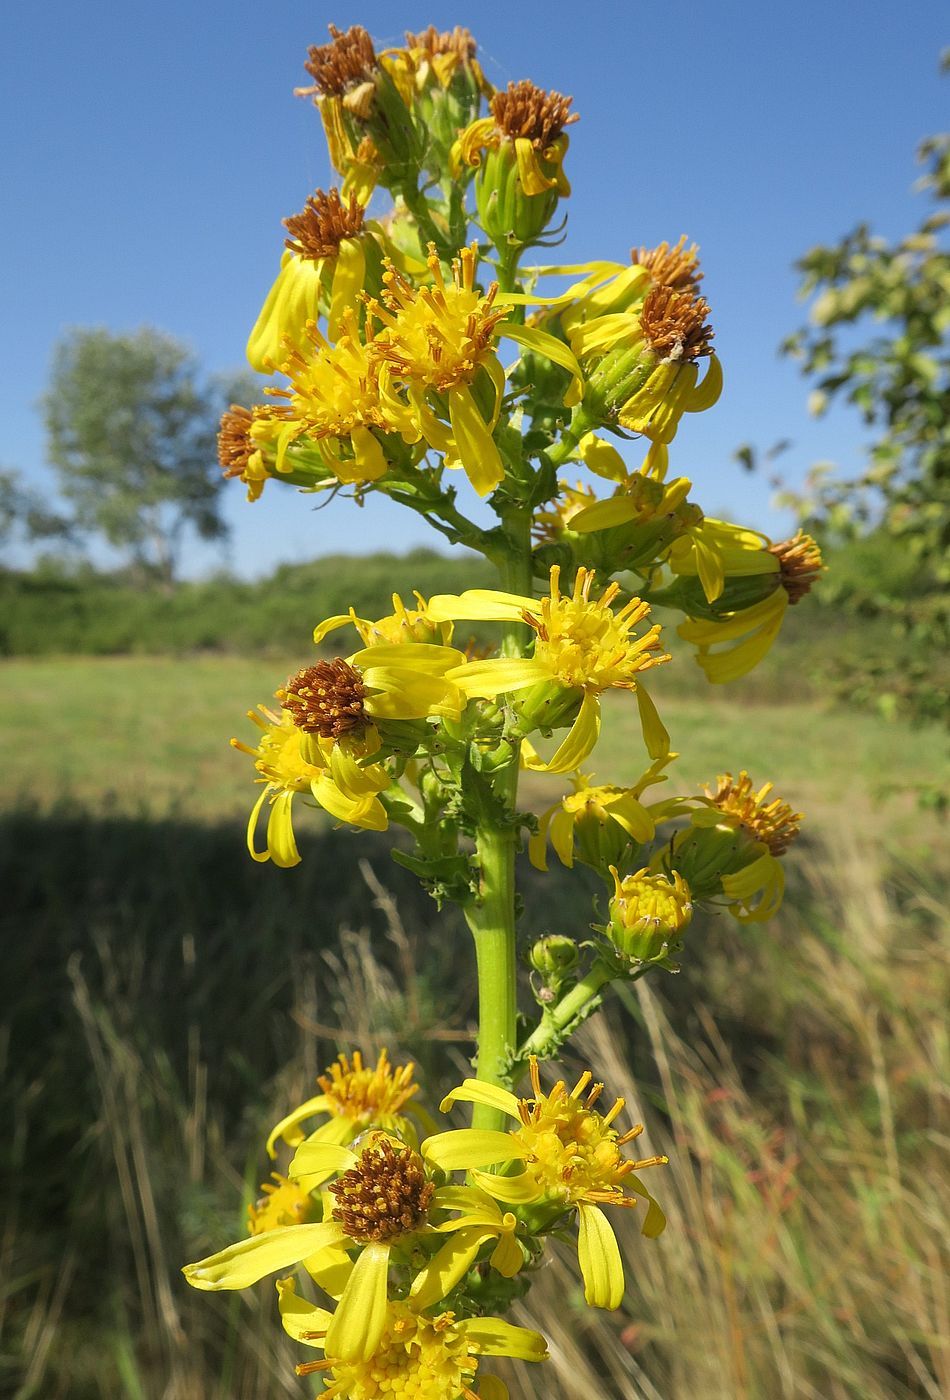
[2, 575, 947, 1398]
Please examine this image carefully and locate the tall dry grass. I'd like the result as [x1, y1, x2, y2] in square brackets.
[4, 836, 948, 1399]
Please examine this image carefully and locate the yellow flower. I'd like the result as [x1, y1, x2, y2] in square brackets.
[217, 404, 270, 502]
[366, 242, 582, 496]
[567, 280, 722, 444]
[424, 1058, 668, 1309]
[279, 1288, 547, 1399]
[231, 701, 389, 865]
[184, 1133, 523, 1363]
[267, 309, 419, 486]
[247, 1174, 319, 1235]
[528, 756, 679, 873]
[367, 243, 509, 496]
[670, 770, 803, 922]
[431, 565, 671, 772]
[266, 1048, 425, 1156]
[604, 866, 693, 963]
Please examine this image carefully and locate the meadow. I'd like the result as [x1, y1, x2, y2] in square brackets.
[2, 647, 948, 1399]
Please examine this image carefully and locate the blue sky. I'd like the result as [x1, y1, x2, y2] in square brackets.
[4, 0, 947, 577]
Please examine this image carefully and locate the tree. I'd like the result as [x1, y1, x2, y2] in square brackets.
[780, 55, 950, 724]
[43, 327, 229, 588]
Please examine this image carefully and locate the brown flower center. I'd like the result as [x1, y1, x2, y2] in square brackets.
[405, 25, 477, 61]
[769, 532, 823, 604]
[640, 285, 714, 361]
[284, 188, 366, 260]
[330, 1138, 434, 1243]
[490, 80, 578, 148]
[217, 405, 254, 478]
[634, 236, 703, 295]
[280, 660, 367, 739]
[303, 24, 377, 96]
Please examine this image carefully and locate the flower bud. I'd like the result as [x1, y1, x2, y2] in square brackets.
[529, 935, 579, 983]
[604, 866, 692, 966]
[454, 81, 578, 251]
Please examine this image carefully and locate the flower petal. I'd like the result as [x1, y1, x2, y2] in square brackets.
[182, 1221, 346, 1291]
[422, 1128, 518, 1172]
[288, 1141, 356, 1186]
[577, 1203, 624, 1308]
[541, 692, 601, 774]
[276, 1275, 332, 1346]
[439, 1081, 521, 1119]
[323, 1241, 390, 1363]
[459, 1317, 549, 1362]
[266, 1094, 332, 1157]
[409, 1226, 498, 1311]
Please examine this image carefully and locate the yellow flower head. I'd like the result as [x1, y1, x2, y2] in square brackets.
[605, 866, 693, 963]
[428, 1060, 668, 1308]
[313, 592, 455, 649]
[247, 1174, 318, 1235]
[675, 535, 820, 683]
[528, 768, 663, 873]
[370, 243, 509, 393]
[267, 1049, 423, 1157]
[567, 274, 721, 444]
[402, 24, 485, 89]
[282, 1292, 547, 1400]
[454, 80, 578, 196]
[432, 565, 672, 772]
[704, 771, 803, 856]
[271, 309, 417, 485]
[524, 566, 670, 695]
[365, 242, 510, 496]
[232, 696, 390, 866]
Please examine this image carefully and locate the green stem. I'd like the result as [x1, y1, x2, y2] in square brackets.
[516, 959, 615, 1069]
[464, 506, 534, 1133]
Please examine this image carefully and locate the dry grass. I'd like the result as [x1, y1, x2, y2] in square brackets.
[5, 834, 948, 1399]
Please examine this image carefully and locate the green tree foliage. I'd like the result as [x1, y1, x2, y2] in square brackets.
[43, 328, 228, 587]
[781, 57, 950, 722]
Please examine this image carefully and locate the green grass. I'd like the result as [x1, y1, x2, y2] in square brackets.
[3, 652, 948, 1398]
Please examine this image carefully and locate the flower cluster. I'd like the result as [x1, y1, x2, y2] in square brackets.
[184, 1051, 666, 1392]
[193, 17, 823, 1394]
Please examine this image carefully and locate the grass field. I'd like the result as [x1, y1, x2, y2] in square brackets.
[3, 653, 948, 1399]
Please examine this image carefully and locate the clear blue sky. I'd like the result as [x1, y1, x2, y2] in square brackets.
[4, 0, 947, 577]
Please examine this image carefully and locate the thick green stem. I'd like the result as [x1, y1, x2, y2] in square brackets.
[464, 507, 534, 1132]
[464, 825, 518, 1112]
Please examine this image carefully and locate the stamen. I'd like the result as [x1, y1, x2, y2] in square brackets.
[303, 24, 377, 95]
[640, 285, 714, 362]
[280, 660, 367, 740]
[217, 405, 255, 478]
[769, 531, 823, 604]
[284, 188, 366, 260]
[634, 235, 703, 294]
[706, 771, 803, 855]
[330, 1137, 434, 1242]
[405, 25, 477, 62]
[490, 79, 579, 147]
